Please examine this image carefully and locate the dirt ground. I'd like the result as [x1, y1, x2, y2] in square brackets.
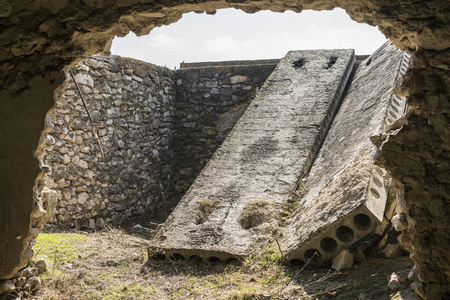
[16, 225, 419, 300]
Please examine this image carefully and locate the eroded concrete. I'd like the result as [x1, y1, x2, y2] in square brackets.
[279, 42, 410, 265]
[152, 49, 355, 261]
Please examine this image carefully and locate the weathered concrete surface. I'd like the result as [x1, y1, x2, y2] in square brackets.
[173, 60, 278, 196]
[279, 42, 409, 264]
[152, 49, 355, 261]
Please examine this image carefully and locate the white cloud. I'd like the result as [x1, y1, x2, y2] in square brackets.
[203, 36, 257, 53]
[111, 8, 387, 69]
[147, 33, 179, 47]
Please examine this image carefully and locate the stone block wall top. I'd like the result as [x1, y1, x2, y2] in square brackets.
[152, 49, 355, 261]
[180, 59, 280, 69]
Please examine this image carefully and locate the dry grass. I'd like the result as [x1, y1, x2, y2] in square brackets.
[30, 227, 417, 300]
[32, 228, 309, 300]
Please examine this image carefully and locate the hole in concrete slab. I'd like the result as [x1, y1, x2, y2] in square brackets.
[238, 200, 275, 229]
[188, 255, 202, 262]
[365, 58, 372, 66]
[195, 199, 218, 225]
[320, 237, 338, 253]
[289, 259, 305, 267]
[372, 176, 383, 188]
[353, 214, 372, 231]
[170, 253, 185, 261]
[325, 56, 338, 69]
[226, 258, 240, 265]
[152, 252, 166, 261]
[389, 111, 397, 119]
[391, 105, 400, 113]
[207, 256, 222, 263]
[304, 249, 322, 264]
[370, 188, 381, 199]
[374, 167, 384, 176]
[387, 118, 394, 123]
[336, 226, 355, 243]
[292, 58, 306, 69]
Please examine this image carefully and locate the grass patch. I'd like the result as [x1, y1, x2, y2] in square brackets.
[196, 199, 218, 224]
[35, 232, 88, 264]
[33, 228, 414, 300]
[238, 200, 276, 229]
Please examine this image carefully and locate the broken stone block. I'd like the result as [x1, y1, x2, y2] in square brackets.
[388, 272, 401, 291]
[88, 218, 96, 229]
[35, 259, 48, 274]
[15, 267, 38, 279]
[408, 265, 417, 282]
[353, 248, 366, 263]
[392, 213, 408, 231]
[332, 249, 354, 271]
[0, 280, 15, 294]
[24, 276, 41, 292]
[280, 42, 410, 265]
[383, 243, 404, 258]
[152, 49, 355, 260]
[14, 277, 26, 288]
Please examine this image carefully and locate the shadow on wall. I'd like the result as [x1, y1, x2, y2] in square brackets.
[37, 56, 277, 229]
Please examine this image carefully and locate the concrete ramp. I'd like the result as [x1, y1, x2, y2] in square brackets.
[279, 42, 411, 265]
[152, 50, 355, 261]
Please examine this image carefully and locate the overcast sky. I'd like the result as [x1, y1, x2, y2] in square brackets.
[111, 8, 387, 69]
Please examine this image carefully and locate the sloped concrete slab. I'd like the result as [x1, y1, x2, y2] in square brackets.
[280, 42, 411, 265]
[151, 49, 355, 261]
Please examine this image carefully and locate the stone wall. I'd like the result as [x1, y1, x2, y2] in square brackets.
[41, 57, 276, 227]
[173, 61, 278, 195]
[41, 56, 176, 228]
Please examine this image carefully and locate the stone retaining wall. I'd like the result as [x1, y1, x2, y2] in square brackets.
[41, 56, 176, 228]
[40, 56, 276, 227]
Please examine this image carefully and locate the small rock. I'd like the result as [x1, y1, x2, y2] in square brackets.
[332, 249, 354, 271]
[230, 75, 248, 84]
[16, 267, 38, 278]
[411, 280, 424, 298]
[35, 259, 48, 274]
[15, 277, 26, 288]
[0, 280, 15, 294]
[77, 192, 89, 205]
[74, 73, 94, 87]
[383, 243, 404, 258]
[388, 272, 401, 291]
[88, 218, 96, 229]
[408, 265, 417, 281]
[24, 276, 42, 292]
[96, 218, 106, 229]
[392, 214, 408, 231]
[353, 248, 366, 263]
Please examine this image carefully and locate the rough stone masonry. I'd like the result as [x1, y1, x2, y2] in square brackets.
[38, 56, 277, 228]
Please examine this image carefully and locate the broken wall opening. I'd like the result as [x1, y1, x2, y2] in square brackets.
[1, 2, 447, 299]
[36, 8, 387, 230]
